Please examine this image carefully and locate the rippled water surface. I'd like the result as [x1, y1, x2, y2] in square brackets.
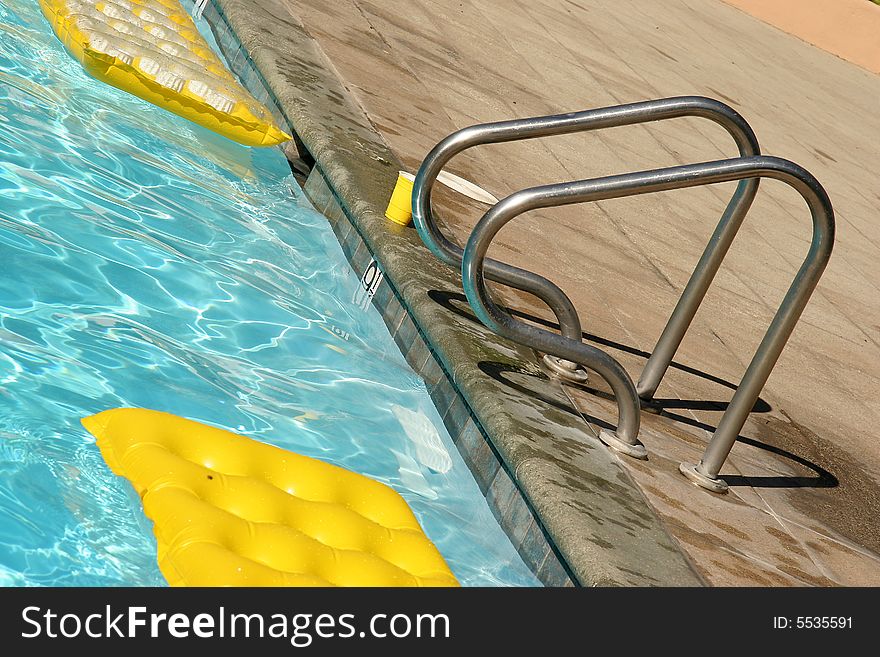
[0, 0, 539, 586]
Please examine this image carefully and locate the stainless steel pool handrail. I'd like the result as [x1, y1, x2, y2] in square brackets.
[461, 156, 834, 492]
[412, 96, 760, 383]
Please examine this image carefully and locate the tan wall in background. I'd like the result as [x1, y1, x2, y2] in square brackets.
[723, 0, 880, 74]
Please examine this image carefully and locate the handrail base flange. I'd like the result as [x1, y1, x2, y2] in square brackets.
[599, 429, 648, 460]
[679, 462, 729, 493]
[542, 354, 590, 383]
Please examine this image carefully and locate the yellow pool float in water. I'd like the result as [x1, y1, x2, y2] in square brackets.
[39, 0, 291, 147]
[82, 408, 459, 587]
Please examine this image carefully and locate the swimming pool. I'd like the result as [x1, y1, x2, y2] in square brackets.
[0, 0, 539, 586]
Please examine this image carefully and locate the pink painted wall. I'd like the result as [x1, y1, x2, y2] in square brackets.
[723, 0, 880, 74]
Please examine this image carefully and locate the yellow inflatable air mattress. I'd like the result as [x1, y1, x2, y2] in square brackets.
[40, 0, 291, 147]
[82, 408, 458, 587]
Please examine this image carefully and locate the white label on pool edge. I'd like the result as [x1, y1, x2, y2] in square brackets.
[354, 259, 383, 310]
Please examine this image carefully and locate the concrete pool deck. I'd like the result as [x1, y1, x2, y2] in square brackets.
[216, 0, 880, 585]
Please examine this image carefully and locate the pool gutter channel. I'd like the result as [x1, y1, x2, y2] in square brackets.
[197, 0, 703, 587]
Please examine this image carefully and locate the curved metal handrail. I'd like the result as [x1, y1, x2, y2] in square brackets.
[412, 96, 760, 382]
[461, 156, 834, 491]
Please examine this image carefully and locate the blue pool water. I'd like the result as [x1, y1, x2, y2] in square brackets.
[0, 0, 539, 586]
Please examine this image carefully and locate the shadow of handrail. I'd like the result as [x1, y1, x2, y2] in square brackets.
[461, 155, 834, 493]
[427, 288, 773, 414]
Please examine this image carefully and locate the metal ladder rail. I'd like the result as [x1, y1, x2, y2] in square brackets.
[412, 96, 760, 384]
[461, 156, 834, 492]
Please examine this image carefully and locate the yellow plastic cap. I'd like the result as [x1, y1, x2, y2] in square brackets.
[385, 171, 415, 225]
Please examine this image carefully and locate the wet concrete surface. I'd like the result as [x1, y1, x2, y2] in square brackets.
[563, 359, 880, 585]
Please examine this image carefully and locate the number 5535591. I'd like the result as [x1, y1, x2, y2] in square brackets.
[796, 617, 852, 629]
